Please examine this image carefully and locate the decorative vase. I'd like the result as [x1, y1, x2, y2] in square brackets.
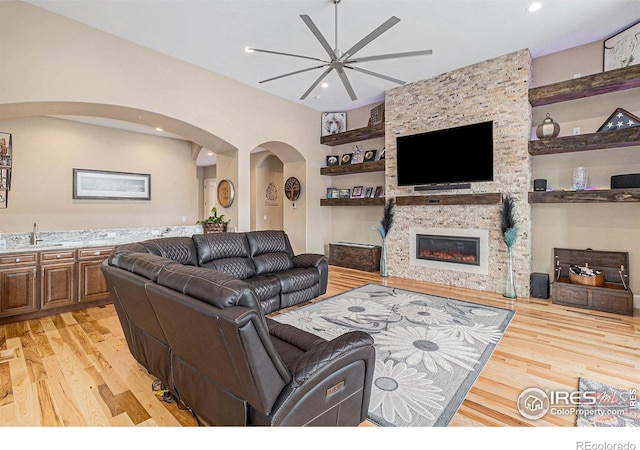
[536, 113, 560, 139]
[573, 166, 588, 190]
[380, 239, 388, 277]
[504, 248, 516, 298]
[203, 223, 227, 234]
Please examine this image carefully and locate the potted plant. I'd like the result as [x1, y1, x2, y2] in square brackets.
[196, 207, 229, 233]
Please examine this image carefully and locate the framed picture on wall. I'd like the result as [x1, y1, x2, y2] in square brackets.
[604, 20, 640, 71]
[73, 168, 151, 200]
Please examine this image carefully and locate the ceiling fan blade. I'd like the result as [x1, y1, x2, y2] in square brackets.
[300, 14, 338, 60]
[341, 16, 401, 61]
[300, 66, 334, 100]
[344, 65, 405, 85]
[249, 47, 328, 63]
[259, 64, 329, 84]
[335, 66, 357, 101]
[346, 49, 433, 63]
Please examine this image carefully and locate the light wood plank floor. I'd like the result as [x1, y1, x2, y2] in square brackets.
[0, 265, 638, 427]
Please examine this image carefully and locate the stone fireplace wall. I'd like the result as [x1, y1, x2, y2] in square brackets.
[384, 49, 532, 295]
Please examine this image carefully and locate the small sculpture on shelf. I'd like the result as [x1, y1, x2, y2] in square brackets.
[536, 113, 560, 139]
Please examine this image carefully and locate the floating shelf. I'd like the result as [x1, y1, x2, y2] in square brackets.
[529, 127, 640, 155]
[320, 160, 385, 176]
[529, 65, 640, 107]
[396, 192, 503, 206]
[320, 122, 385, 146]
[321, 197, 385, 206]
[528, 188, 640, 203]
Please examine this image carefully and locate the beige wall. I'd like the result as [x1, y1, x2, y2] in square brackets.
[0, 1, 330, 253]
[0, 116, 196, 232]
[251, 152, 284, 231]
[530, 43, 640, 296]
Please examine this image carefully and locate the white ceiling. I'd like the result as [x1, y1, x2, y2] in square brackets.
[24, 0, 640, 165]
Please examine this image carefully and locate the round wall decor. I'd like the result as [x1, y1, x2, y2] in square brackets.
[217, 179, 235, 208]
[284, 176, 301, 201]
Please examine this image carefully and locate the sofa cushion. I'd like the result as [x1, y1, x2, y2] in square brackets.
[274, 268, 320, 294]
[193, 233, 256, 279]
[156, 263, 262, 312]
[246, 231, 294, 275]
[140, 237, 198, 266]
[109, 252, 177, 282]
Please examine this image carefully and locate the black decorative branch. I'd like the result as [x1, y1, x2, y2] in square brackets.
[380, 198, 395, 236]
[500, 195, 516, 234]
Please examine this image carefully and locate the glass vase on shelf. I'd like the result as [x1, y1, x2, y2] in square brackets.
[380, 238, 388, 277]
[504, 247, 516, 299]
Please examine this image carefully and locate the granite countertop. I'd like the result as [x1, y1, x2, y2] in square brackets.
[0, 225, 202, 255]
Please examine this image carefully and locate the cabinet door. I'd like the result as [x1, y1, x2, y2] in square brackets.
[41, 262, 76, 309]
[0, 266, 38, 317]
[78, 260, 109, 303]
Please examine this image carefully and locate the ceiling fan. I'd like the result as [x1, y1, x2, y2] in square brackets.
[246, 0, 432, 101]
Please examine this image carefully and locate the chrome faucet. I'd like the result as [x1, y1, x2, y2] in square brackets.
[31, 222, 43, 245]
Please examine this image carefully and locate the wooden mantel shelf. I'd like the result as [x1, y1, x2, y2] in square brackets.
[529, 65, 640, 107]
[529, 127, 640, 155]
[396, 192, 503, 206]
[529, 188, 640, 203]
[320, 122, 385, 146]
[321, 197, 385, 206]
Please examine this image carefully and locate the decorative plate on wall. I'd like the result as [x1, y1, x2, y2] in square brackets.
[284, 177, 301, 201]
[217, 179, 235, 208]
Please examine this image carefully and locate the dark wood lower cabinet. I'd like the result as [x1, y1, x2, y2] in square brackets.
[0, 246, 113, 324]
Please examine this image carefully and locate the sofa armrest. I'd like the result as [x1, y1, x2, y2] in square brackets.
[290, 331, 374, 387]
[293, 253, 326, 269]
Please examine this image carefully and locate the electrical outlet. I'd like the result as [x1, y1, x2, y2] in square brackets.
[573, 127, 581, 135]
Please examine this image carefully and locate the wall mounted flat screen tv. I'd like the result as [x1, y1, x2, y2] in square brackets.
[396, 121, 494, 188]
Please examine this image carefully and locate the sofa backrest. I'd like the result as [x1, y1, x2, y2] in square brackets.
[138, 237, 199, 266]
[246, 230, 295, 275]
[192, 232, 257, 279]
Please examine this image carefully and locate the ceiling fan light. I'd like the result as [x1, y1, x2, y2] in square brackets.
[527, 2, 543, 13]
[245, 47, 255, 53]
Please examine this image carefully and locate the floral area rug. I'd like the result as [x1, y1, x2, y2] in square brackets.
[273, 283, 515, 427]
[576, 378, 640, 427]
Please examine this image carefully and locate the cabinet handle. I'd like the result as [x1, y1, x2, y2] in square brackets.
[15, 258, 20, 263]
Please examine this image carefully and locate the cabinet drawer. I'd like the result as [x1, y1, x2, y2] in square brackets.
[41, 250, 76, 262]
[0, 253, 38, 266]
[78, 247, 114, 260]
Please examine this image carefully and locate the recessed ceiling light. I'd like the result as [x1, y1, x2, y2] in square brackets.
[321, 82, 329, 88]
[207, 151, 214, 156]
[245, 46, 254, 53]
[527, 2, 543, 12]
[155, 127, 163, 132]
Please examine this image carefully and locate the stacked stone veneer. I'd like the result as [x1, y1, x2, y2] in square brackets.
[384, 49, 532, 296]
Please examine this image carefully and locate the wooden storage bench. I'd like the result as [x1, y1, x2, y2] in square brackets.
[551, 248, 633, 316]
[329, 242, 381, 272]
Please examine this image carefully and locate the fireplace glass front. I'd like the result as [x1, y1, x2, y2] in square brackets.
[416, 234, 480, 266]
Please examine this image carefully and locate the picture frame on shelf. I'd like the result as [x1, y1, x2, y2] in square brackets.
[321, 112, 347, 136]
[351, 145, 365, 164]
[72, 168, 151, 200]
[365, 187, 373, 198]
[374, 186, 384, 198]
[379, 148, 386, 160]
[327, 187, 338, 198]
[326, 155, 339, 166]
[363, 149, 377, 162]
[604, 20, 640, 72]
[340, 153, 353, 165]
[338, 188, 350, 199]
[351, 186, 364, 198]
[596, 108, 640, 132]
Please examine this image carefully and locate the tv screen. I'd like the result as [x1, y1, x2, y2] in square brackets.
[396, 121, 494, 187]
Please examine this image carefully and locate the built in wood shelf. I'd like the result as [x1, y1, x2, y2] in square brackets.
[396, 192, 502, 206]
[320, 160, 385, 176]
[320, 122, 385, 146]
[528, 188, 640, 203]
[529, 65, 640, 107]
[320, 197, 385, 206]
[529, 127, 640, 155]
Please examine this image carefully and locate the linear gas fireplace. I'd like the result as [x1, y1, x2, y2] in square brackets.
[416, 234, 480, 266]
[410, 227, 489, 275]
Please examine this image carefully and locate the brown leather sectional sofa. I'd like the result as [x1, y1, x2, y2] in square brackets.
[101, 230, 375, 426]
